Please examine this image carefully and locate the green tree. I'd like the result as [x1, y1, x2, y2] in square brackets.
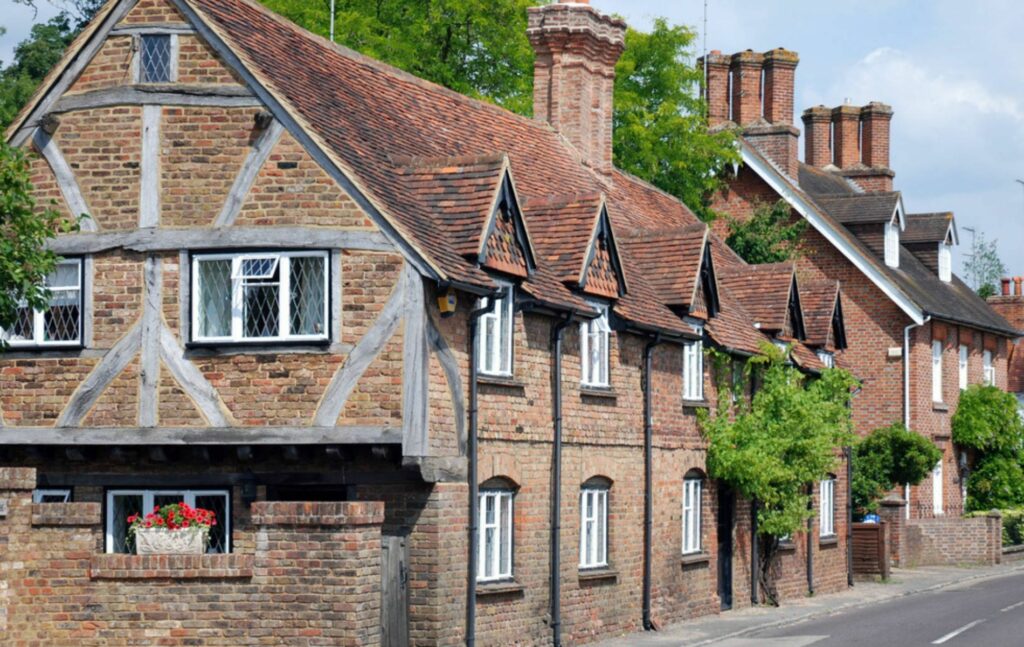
[963, 231, 1006, 298]
[725, 200, 807, 264]
[953, 384, 1024, 511]
[0, 142, 81, 346]
[699, 342, 857, 604]
[966, 455, 1024, 512]
[612, 19, 738, 222]
[850, 423, 942, 516]
[0, 13, 79, 130]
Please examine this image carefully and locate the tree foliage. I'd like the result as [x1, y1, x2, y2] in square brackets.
[0, 142, 81, 344]
[611, 19, 738, 222]
[963, 230, 1006, 298]
[967, 455, 1024, 512]
[0, 13, 79, 130]
[953, 384, 1024, 511]
[851, 423, 942, 516]
[725, 200, 807, 264]
[699, 342, 857, 603]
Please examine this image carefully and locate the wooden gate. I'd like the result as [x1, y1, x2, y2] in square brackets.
[852, 522, 890, 579]
[381, 535, 410, 647]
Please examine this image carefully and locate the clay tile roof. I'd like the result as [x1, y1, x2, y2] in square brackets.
[717, 263, 795, 332]
[800, 281, 841, 347]
[903, 212, 954, 244]
[525, 193, 604, 284]
[623, 224, 708, 307]
[704, 243, 772, 356]
[813, 192, 901, 224]
[789, 340, 826, 372]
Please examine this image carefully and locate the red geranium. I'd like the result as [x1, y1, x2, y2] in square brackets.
[127, 501, 216, 536]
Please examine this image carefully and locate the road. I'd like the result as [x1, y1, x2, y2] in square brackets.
[720, 570, 1024, 647]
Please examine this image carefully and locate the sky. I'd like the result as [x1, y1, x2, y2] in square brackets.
[2, 0, 1023, 280]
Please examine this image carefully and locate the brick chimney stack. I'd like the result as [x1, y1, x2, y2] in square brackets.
[801, 106, 833, 168]
[528, 0, 626, 175]
[802, 101, 896, 191]
[989, 276, 1024, 331]
[699, 47, 801, 178]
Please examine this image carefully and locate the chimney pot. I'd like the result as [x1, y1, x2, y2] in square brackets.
[831, 105, 861, 169]
[1003, 278, 1012, 296]
[802, 105, 832, 168]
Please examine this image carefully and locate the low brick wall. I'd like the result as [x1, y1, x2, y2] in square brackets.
[0, 468, 384, 646]
[904, 512, 1002, 568]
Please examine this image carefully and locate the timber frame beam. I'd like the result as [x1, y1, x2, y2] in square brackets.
[0, 425, 402, 445]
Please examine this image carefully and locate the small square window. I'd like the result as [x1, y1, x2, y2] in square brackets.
[33, 489, 71, 503]
[139, 34, 174, 83]
[817, 350, 835, 369]
[1, 259, 83, 348]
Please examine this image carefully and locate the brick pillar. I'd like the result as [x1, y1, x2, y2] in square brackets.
[878, 494, 906, 567]
[831, 105, 861, 169]
[987, 510, 1003, 565]
[730, 50, 764, 127]
[701, 51, 732, 126]
[802, 106, 832, 167]
[0, 467, 36, 634]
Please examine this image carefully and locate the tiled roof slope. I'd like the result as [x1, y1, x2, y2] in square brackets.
[525, 193, 604, 286]
[801, 281, 841, 348]
[717, 263, 795, 332]
[623, 224, 708, 307]
[814, 192, 901, 225]
[904, 212, 954, 244]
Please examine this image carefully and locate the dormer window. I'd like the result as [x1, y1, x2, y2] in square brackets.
[138, 34, 177, 84]
[817, 350, 835, 369]
[938, 242, 952, 282]
[885, 218, 900, 268]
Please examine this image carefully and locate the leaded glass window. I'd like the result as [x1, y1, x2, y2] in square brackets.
[1, 259, 83, 347]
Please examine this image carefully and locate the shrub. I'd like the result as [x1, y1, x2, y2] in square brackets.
[952, 385, 1024, 455]
[966, 455, 1024, 512]
[851, 423, 941, 516]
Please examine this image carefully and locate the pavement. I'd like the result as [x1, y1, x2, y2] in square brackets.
[593, 561, 1024, 647]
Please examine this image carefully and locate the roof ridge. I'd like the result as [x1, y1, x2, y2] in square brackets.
[622, 223, 707, 241]
[522, 191, 604, 209]
[394, 152, 508, 171]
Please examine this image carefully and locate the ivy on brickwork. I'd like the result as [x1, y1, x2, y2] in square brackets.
[850, 423, 941, 517]
[953, 385, 1024, 511]
[725, 199, 807, 265]
[699, 341, 857, 605]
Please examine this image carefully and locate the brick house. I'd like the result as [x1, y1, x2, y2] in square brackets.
[702, 49, 1021, 519]
[0, 1, 871, 645]
[989, 278, 1024, 416]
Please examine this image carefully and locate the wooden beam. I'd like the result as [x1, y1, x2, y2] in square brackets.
[0, 425, 402, 445]
[427, 311, 467, 456]
[158, 325, 231, 427]
[8, 0, 140, 147]
[32, 129, 97, 232]
[47, 227, 395, 255]
[401, 264, 430, 456]
[313, 277, 404, 426]
[57, 325, 142, 427]
[139, 105, 161, 227]
[109, 23, 195, 35]
[139, 257, 161, 427]
[213, 119, 285, 227]
[51, 85, 261, 113]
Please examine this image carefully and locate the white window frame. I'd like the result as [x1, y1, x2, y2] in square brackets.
[983, 350, 995, 386]
[885, 218, 900, 268]
[579, 486, 609, 569]
[819, 478, 836, 537]
[938, 242, 952, 282]
[135, 33, 179, 84]
[683, 338, 704, 402]
[580, 304, 610, 388]
[105, 489, 231, 554]
[932, 460, 944, 516]
[477, 488, 514, 582]
[2, 259, 83, 348]
[817, 350, 835, 369]
[191, 251, 329, 344]
[958, 345, 969, 390]
[682, 478, 702, 555]
[932, 340, 943, 403]
[32, 489, 71, 503]
[476, 282, 514, 377]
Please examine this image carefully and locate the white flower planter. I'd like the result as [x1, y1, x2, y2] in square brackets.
[134, 527, 210, 555]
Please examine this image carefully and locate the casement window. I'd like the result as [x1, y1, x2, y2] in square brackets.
[32, 489, 71, 503]
[884, 219, 900, 268]
[477, 487, 513, 582]
[938, 242, 952, 282]
[683, 338, 704, 401]
[580, 305, 610, 387]
[106, 489, 230, 554]
[958, 345, 969, 390]
[932, 460, 943, 516]
[682, 477, 702, 555]
[138, 34, 176, 83]
[983, 350, 995, 386]
[579, 482, 609, 569]
[476, 283, 514, 377]
[819, 477, 836, 537]
[817, 350, 835, 369]
[931, 340, 943, 402]
[1, 259, 83, 348]
[191, 251, 328, 344]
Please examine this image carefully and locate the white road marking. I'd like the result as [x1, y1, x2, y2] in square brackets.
[932, 619, 986, 644]
[1001, 601, 1024, 613]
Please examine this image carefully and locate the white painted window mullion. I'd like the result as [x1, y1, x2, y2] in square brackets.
[231, 257, 243, 340]
[279, 255, 291, 338]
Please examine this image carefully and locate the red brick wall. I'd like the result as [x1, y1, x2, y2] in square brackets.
[904, 513, 1002, 567]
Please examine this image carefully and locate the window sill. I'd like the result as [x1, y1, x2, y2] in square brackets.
[580, 386, 617, 401]
[932, 402, 950, 413]
[476, 580, 525, 597]
[0, 346, 96, 360]
[778, 541, 797, 552]
[682, 399, 711, 410]
[185, 342, 347, 358]
[90, 553, 253, 580]
[681, 552, 711, 567]
[476, 374, 526, 390]
[819, 536, 839, 548]
[185, 339, 332, 353]
[579, 567, 618, 583]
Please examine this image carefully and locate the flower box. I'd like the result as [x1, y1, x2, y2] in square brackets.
[135, 526, 210, 555]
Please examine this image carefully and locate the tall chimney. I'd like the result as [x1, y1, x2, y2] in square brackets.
[831, 105, 861, 169]
[843, 102, 895, 191]
[762, 48, 798, 124]
[528, 0, 626, 174]
[729, 51, 764, 126]
[802, 105, 833, 168]
[702, 51, 732, 127]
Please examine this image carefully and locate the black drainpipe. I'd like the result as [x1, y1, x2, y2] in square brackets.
[466, 290, 500, 647]
[845, 445, 854, 587]
[550, 311, 574, 647]
[750, 500, 759, 606]
[642, 334, 662, 631]
[806, 484, 814, 595]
